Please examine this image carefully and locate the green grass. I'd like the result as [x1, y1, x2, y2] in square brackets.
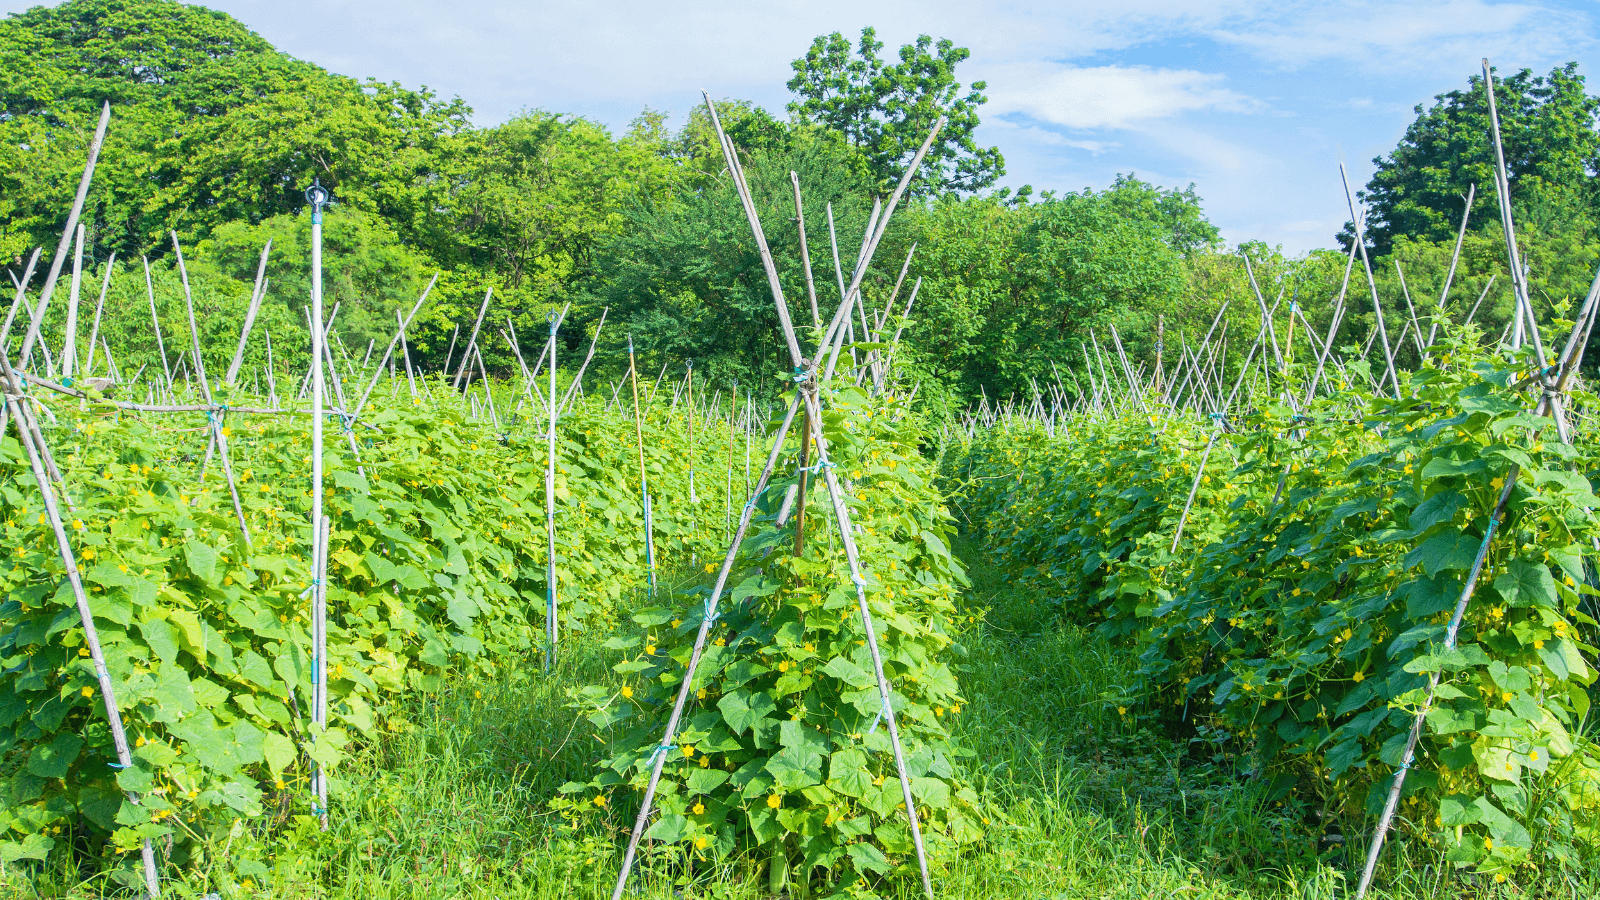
[9, 538, 1595, 899]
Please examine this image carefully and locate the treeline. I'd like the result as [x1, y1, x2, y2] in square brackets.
[4, 0, 1600, 409]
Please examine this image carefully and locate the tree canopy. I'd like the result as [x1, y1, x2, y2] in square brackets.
[787, 28, 1002, 196]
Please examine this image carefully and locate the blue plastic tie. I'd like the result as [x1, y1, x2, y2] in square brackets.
[867, 695, 892, 735]
[647, 743, 676, 764]
[108, 762, 128, 770]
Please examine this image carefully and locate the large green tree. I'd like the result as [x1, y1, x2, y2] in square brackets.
[1358, 62, 1600, 256]
[787, 28, 1002, 196]
[0, 0, 467, 262]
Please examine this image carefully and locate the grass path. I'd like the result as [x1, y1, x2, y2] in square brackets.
[14, 537, 1557, 899]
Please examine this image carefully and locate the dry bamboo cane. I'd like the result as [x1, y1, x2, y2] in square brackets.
[454, 287, 494, 390]
[873, 276, 922, 395]
[61, 225, 86, 378]
[0, 249, 41, 366]
[791, 171, 822, 330]
[626, 337, 657, 598]
[398, 315, 417, 401]
[799, 379, 934, 898]
[558, 306, 609, 413]
[1339, 165, 1402, 397]
[621, 103, 943, 898]
[610, 395, 802, 900]
[142, 258, 173, 385]
[354, 273, 437, 419]
[83, 251, 116, 377]
[1429, 185, 1476, 349]
[723, 113, 939, 894]
[1394, 261, 1426, 355]
[20, 103, 110, 373]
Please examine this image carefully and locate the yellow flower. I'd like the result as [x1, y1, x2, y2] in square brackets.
[1352, 671, 1365, 683]
[1530, 750, 1540, 761]
[694, 836, 709, 850]
[274, 779, 286, 790]
[698, 755, 710, 768]
[682, 745, 696, 758]
[1501, 692, 1512, 703]
[696, 688, 707, 700]
[767, 793, 782, 809]
[803, 642, 816, 654]
[1494, 873, 1506, 884]
[778, 660, 792, 673]
[671, 619, 681, 629]
[81, 686, 93, 698]
[135, 735, 146, 747]
[1117, 706, 1127, 716]
[644, 645, 656, 656]
[1534, 639, 1545, 649]
[1484, 837, 1494, 850]
[80, 547, 96, 560]
[704, 562, 716, 573]
[621, 686, 634, 699]
[593, 795, 607, 808]
[474, 690, 482, 699]
[692, 802, 705, 815]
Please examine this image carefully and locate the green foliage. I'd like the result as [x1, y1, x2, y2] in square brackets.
[0, 0, 469, 261]
[592, 127, 878, 388]
[1359, 62, 1600, 257]
[567, 386, 980, 893]
[948, 339, 1600, 877]
[894, 185, 1190, 404]
[0, 381, 734, 877]
[788, 27, 1003, 195]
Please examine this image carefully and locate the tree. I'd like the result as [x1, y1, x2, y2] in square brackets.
[1358, 63, 1600, 256]
[0, 0, 468, 262]
[787, 28, 1002, 196]
[594, 124, 878, 390]
[1099, 174, 1221, 257]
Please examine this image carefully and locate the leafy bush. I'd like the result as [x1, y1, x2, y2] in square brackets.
[567, 385, 981, 894]
[0, 383, 730, 883]
[947, 340, 1600, 877]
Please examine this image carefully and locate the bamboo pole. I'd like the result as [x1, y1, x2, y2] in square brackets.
[61, 224, 86, 379]
[1429, 185, 1476, 349]
[82, 251, 116, 377]
[627, 336, 657, 598]
[790, 171, 821, 331]
[20, 102, 111, 372]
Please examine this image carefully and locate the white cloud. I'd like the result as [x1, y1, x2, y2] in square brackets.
[987, 63, 1263, 130]
[1204, 0, 1594, 71]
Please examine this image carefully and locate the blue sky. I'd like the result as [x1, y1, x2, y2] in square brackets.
[8, 0, 1600, 253]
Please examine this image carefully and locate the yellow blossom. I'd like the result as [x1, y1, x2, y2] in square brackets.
[621, 686, 634, 699]
[692, 802, 705, 815]
[767, 793, 782, 809]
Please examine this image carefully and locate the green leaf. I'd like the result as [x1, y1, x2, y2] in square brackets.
[846, 842, 891, 875]
[0, 833, 54, 863]
[717, 689, 776, 737]
[1405, 530, 1480, 577]
[263, 731, 296, 778]
[643, 812, 693, 843]
[185, 541, 219, 582]
[820, 657, 874, 689]
[1494, 559, 1557, 608]
[686, 768, 730, 795]
[26, 731, 83, 779]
